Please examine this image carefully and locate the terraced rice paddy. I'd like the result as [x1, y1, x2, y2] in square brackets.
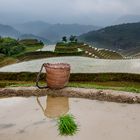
[80, 45, 123, 59]
[37, 45, 123, 59]
[0, 57, 140, 74]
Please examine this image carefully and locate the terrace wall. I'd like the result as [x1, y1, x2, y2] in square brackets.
[0, 72, 140, 82]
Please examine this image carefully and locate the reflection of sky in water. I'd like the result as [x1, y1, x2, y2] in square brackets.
[131, 61, 140, 69]
[0, 97, 27, 107]
[36, 45, 55, 52]
[0, 57, 140, 74]
[0, 96, 140, 140]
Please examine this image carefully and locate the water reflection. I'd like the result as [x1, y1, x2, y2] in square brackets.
[37, 95, 69, 118]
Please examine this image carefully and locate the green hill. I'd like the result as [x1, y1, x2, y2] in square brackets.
[79, 22, 140, 53]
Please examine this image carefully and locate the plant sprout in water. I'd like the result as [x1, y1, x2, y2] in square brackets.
[57, 114, 78, 136]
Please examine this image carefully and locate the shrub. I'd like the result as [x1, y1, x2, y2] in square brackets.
[8, 45, 25, 55]
[0, 37, 25, 56]
[55, 46, 78, 53]
[56, 42, 67, 46]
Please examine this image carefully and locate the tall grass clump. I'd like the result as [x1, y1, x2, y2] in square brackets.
[57, 114, 78, 136]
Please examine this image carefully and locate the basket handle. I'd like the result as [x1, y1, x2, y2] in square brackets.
[36, 63, 48, 89]
[36, 96, 45, 114]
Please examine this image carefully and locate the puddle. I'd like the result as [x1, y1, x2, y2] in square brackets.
[0, 96, 140, 140]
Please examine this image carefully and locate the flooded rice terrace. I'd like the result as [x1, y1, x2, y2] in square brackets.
[0, 45, 140, 140]
[0, 96, 140, 140]
[36, 45, 56, 52]
[0, 57, 140, 74]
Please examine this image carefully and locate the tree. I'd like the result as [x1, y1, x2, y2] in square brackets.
[75, 38, 78, 43]
[69, 35, 77, 42]
[62, 36, 67, 42]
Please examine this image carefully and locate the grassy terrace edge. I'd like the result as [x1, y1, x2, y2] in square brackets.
[17, 51, 84, 61]
[0, 72, 140, 93]
[0, 72, 140, 82]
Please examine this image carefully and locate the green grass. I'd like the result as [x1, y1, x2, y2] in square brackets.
[0, 81, 35, 88]
[68, 81, 140, 93]
[0, 57, 17, 68]
[57, 114, 78, 136]
[0, 81, 140, 93]
[10, 83, 36, 87]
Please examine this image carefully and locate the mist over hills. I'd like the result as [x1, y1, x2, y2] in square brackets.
[0, 21, 100, 43]
[13, 21, 100, 42]
[0, 24, 20, 38]
[38, 23, 100, 42]
[114, 15, 140, 25]
[14, 21, 51, 35]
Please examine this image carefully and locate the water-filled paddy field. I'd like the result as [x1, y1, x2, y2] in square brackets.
[0, 57, 140, 74]
[0, 96, 140, 140]
[36, 45, 55, 52]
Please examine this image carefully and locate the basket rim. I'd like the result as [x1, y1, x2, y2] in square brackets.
[44, 63, 70, 69]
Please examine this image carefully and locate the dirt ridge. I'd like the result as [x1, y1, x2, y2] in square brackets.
[0, 87, 140, 104]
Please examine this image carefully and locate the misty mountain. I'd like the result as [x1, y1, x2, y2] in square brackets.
[19, 34, 51, 44]
[79, 22, 140, 52]
[38, 24, 100, 42]
[0, 22, 51, 44]
[13, 21, 100, 42]
[14, 21, 51, 35]
[0, 24, 20, 38]
[114, 15, 140, 25]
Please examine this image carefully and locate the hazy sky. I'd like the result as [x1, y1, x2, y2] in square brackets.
[0, 0, 140, 26]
